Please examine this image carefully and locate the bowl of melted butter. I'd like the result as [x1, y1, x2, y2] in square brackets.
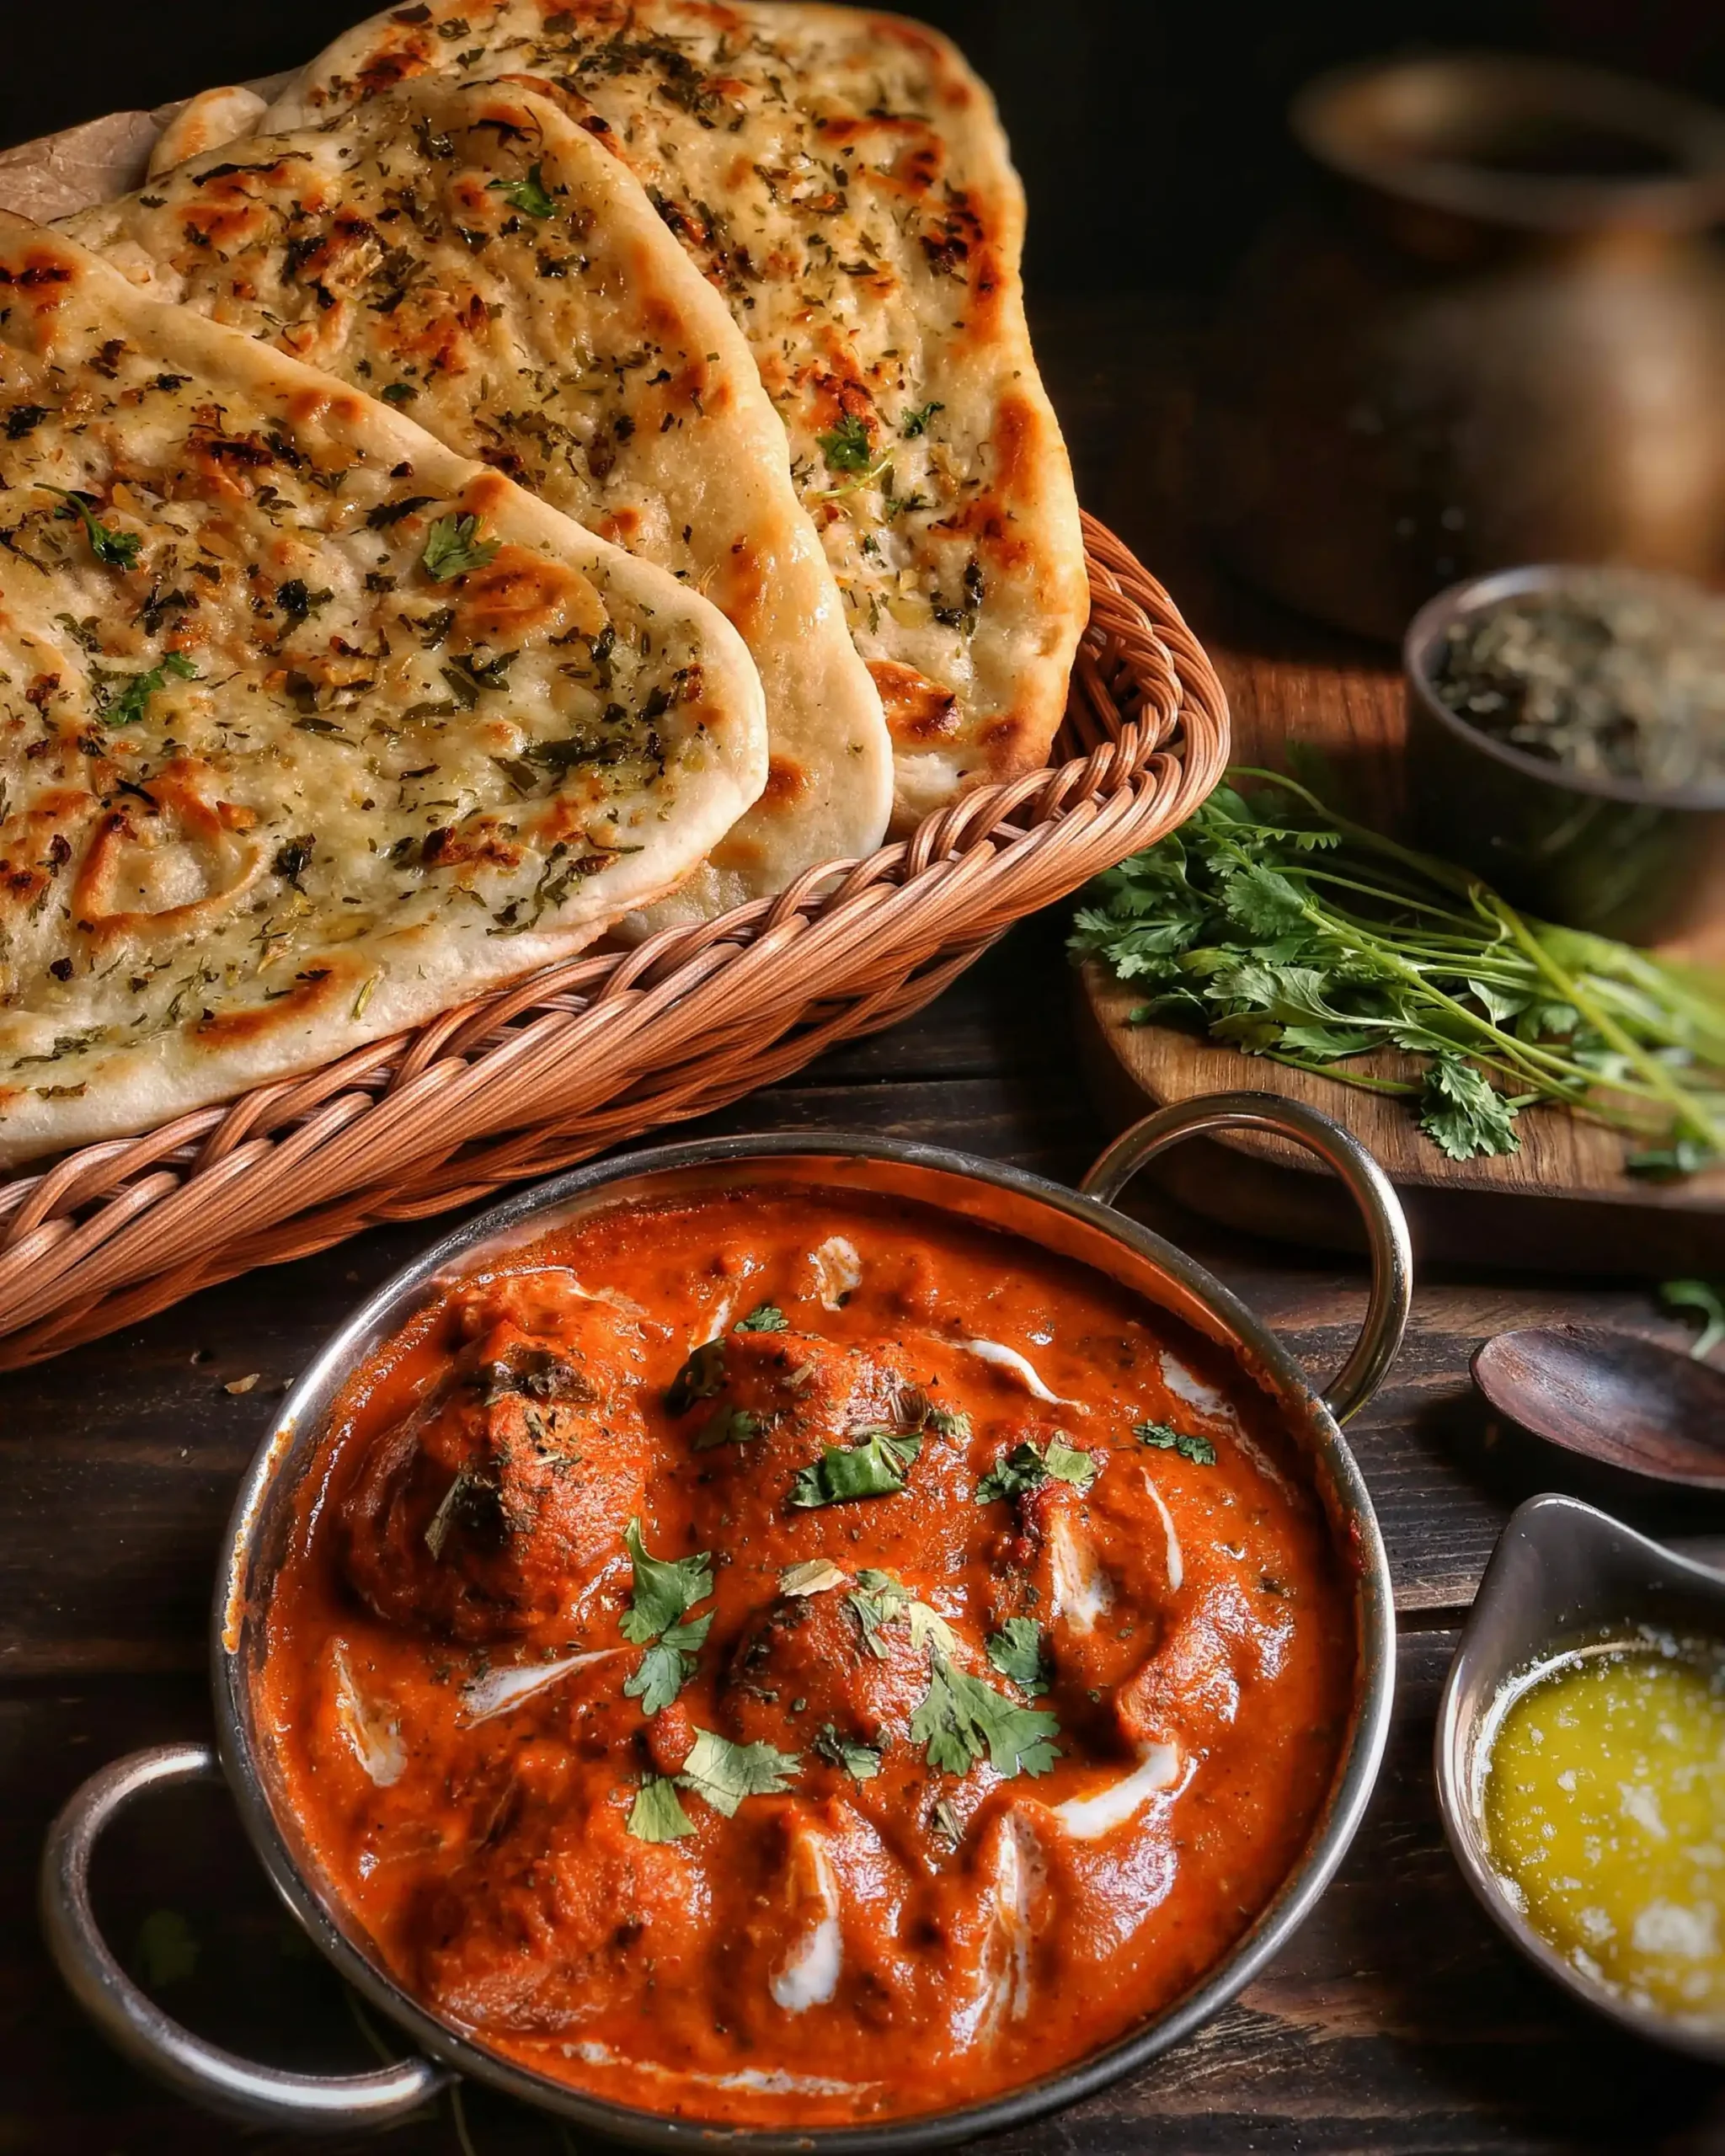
[1439, 1495, 1725, 2055]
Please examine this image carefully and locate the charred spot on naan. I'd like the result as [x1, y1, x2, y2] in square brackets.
[0, 787, 93, 917]
[419, 814, 528, 877]
[192, 949, 363, 1047]
[706, 535, 766, 637]
[446, 540, 607, 644]
[868, 660, 959, 744]
[0, 244, 78, 338]
[759, 754, 809, 808]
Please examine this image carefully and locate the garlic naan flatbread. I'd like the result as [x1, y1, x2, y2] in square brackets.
[72, 76, 890, 921]
[0, 212, 764, 1166]
[255, 1, 1087, 825]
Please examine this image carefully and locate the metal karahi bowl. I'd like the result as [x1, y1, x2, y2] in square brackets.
[40, 1092, 1408, 2148]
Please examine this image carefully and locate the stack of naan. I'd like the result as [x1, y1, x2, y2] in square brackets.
[0, 3, 1085, 1166]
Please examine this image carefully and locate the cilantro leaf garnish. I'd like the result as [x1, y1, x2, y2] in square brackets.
[846, 1569, 954, 1659]
[780, 1557, 848, 1596]
[790, 1426, 920, 1508]
[619, 1518, 712, 1640]
[901, 401, 943, 437]
[1419, 1052, 1520, 1161]
[627, 1774, 695, 1842]
[624, 1729, 803, 1841]
[665, 1338, 725, 1415]
[814, 1722, 883, 1781]
[676, 1729, 800, 1817]
[911, 1656, 1060, 1780]
[487, 161, 557, 218]
[986, 1616, 1051, 1696]
[734, 1303, 788, 1333]
[98, 650, 199, 727]
[974, 1438, 1098, 1504]
[1134, 1419, 1216, 1466]
[623, 1619, 713, 1716]
[816, 412, 873, 472]
[926, 1403, 971, 1441]
[692, 1404, 764, 1451]
[619, 1518, 713, 1714]
[421, 512, 499, 581]
[40, 485, 141, 568]
[846, 1568, 911, 1657]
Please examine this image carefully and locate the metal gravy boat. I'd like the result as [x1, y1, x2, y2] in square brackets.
[1437, 1493, 1725, 2063]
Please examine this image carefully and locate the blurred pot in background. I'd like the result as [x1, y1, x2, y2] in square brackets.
[1203, 55, 1725, 644]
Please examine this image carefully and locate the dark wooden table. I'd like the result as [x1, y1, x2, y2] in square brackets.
[5, 299, 1724, 2154]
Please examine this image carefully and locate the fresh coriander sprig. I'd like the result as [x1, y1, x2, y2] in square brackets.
[974, 1437, 1098, 1503]
[911, 1655, 1060, 1779]
[986, 1617, 1051, 1696]
[734, 1303, 788, 1333]
[97, 651, 199, 727]
[40, 485, 142, 568]
[421, 513, 499, 581]
[618, 1519, 713, 1716]
[626, 1729, 801, 1843]
[815, 413, 873, 472]
[487, 161, 557, 218]
[791, 1426, 920, 1508]
[1071, 768, 1725, 1169]
[1135, 1419, 1216, 1466]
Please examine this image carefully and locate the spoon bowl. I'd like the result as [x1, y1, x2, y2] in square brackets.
[1473, 1325, 1725, 1489]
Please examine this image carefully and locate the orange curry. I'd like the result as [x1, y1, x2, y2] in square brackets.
[259, 1187, 1356, 2126]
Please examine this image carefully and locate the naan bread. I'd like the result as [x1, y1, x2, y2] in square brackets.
[256, 1, 1087, 825]
[0, 211, 765, 1166]
[68, 75, 891, 922]
[147, 88, 270, 181]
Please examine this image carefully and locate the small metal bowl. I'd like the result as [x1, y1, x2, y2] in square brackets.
[40, 1092, 1407, 2147]
[1405, 565, 1725, 943]
[1435, 1492, 1725, 2061]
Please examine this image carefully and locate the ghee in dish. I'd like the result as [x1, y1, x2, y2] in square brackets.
[1483, 1632, 1725, 2024]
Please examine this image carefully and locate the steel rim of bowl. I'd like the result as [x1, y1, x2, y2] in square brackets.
[1434, 1493, 1725, 2063]
[209, 1129, 1397, 2150]
[1404, 564, 1725, 814]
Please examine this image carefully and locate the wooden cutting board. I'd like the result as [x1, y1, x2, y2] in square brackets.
[1078, 958, 1725, 1275]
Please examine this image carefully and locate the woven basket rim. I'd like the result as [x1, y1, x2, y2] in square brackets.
[0, 512, 1228, 1365]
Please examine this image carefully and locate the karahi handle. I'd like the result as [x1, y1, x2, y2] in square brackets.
[1081, 1090, 1413, 1422]
[40, 1740, 449, 2132]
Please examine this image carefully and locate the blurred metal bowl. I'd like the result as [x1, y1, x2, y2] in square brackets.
[1436, 1493, 1725, 2062]
[1405, 564, 1725, 943]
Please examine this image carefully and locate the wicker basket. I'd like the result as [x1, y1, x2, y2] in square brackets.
[0, 514, 1226, 1367]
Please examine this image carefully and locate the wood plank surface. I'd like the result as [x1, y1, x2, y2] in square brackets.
[3, 296, 1722, 2154]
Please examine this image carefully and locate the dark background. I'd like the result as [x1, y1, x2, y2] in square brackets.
[3, 0, 1722, 294]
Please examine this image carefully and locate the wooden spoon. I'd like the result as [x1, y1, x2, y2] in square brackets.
[1473, 1325, 1725, 1489]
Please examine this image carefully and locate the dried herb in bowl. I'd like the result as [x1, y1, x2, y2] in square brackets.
[1429, 572, 1725, 792]
[1071, 770, 1725, 1170]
